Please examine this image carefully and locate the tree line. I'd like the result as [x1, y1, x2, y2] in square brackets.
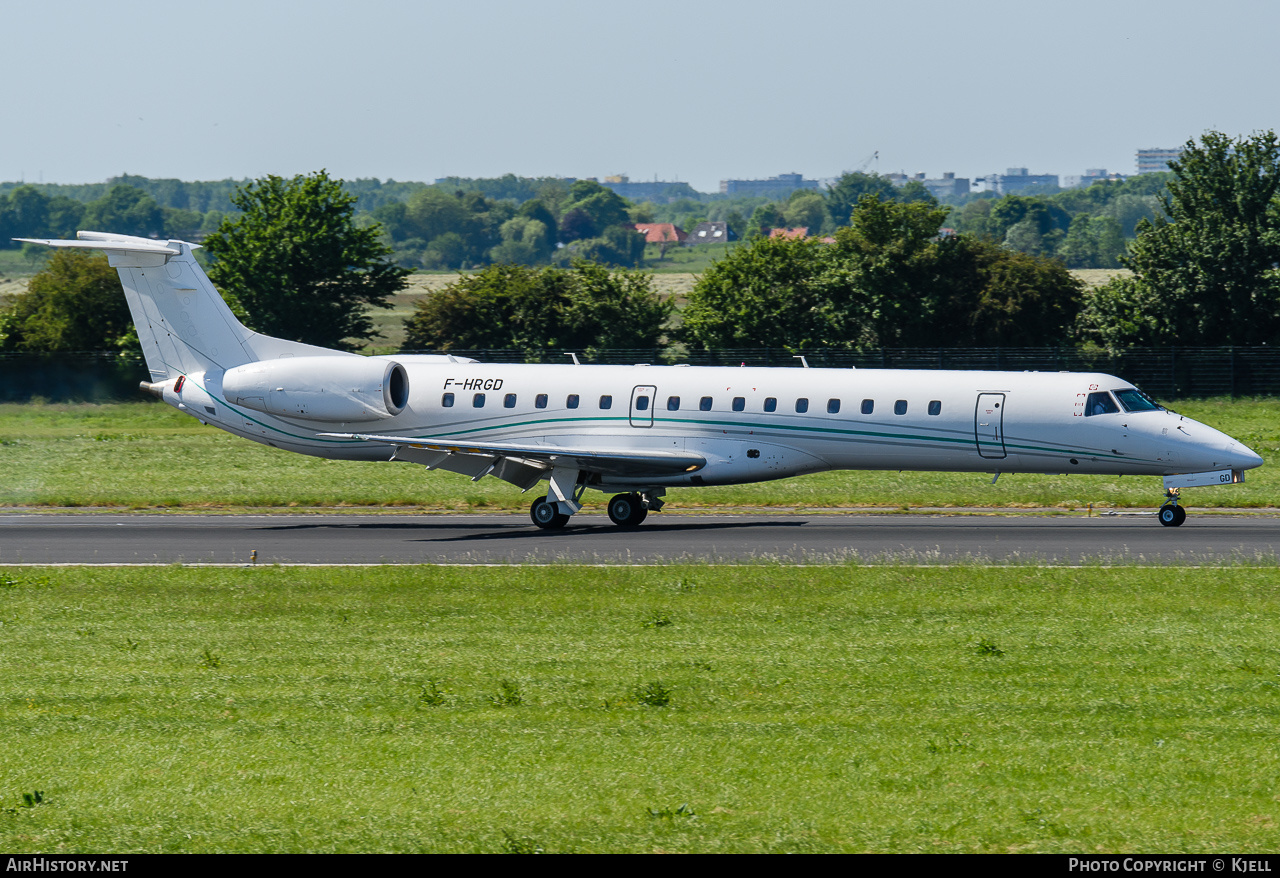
[370, 179, 645, 270]
[0, 180, 225, 246]
[2, 131, 1277, 357]
[1, 165, 1168, 272]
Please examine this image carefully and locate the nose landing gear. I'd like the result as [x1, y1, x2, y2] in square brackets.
[1158, 488, 1187, 527]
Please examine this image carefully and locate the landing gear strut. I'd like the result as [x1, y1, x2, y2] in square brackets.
[607, 492, 648, 527]
[1157, 487, 1187, 527]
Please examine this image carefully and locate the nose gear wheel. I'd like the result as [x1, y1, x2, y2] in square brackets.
[1158, 488, 1186, 527]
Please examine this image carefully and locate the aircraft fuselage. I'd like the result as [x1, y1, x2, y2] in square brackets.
[161, 361, 1262, 492]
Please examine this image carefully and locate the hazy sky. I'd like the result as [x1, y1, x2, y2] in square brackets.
[3, 0, 1277, 193]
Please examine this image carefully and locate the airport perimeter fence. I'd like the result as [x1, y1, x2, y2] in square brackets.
[3, 346, 1280, 403]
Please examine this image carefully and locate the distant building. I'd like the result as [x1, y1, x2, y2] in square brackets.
[634, 223, 687, 246]
[601, 175, 700, 203]
[1136, 148, 1183, 174]
[1062, 169, 1126, 189]
[719, 172, 821, 198]
[688, 221, 735, 244]
[890, 171, 970, 199]
[767, 227, 809, 240]
[972, 168, 1059, 195]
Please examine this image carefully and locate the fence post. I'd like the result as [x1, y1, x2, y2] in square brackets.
[1229, 346, 1235, 399]
[1170, 347, 1177, 397]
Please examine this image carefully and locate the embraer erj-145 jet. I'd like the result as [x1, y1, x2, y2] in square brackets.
[19, 232, 1264, 529]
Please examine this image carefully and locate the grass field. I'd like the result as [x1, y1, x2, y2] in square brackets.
[642, 241, 741, 273]
[0, 398, 1274, 512]
[1, 563, 1278, 853]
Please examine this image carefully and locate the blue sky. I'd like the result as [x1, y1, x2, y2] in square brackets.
[3, 0, 1277, 192]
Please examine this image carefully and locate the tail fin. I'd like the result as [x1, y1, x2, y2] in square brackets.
[16, 231, 348, 381]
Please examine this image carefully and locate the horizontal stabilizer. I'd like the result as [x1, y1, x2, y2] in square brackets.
[14, 236, 180, 256]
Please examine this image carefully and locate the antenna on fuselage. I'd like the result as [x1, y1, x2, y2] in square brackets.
[565, 352, 581, 366]
[793, 355, 810, 368]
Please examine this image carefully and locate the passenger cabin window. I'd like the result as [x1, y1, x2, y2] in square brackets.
[928, 400, 942, 416]
[504, 393, 517, 408]
[1085, 391, 1120, 416]
[894, 400, 907, 415]
[473, 393, 486, 408]
[700, 397, 713, 411]
[567, 394, 580, 409]
[861, 399, 873, 415]
[599, 395, 613, 410]
[732, 397, 745, 412]
[667, 396, 680, 411]
[1114, 388, 1162, 413]
[827, 399, 841, 414]
[795, 398, 809, 413]
[764, 397, 777, 412]
[635, 395, 650, 411]
[442, 393, 455, 407]
[535, 394, 548, 409]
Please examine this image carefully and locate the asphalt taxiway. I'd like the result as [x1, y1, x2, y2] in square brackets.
[0, 511, 1277, 565]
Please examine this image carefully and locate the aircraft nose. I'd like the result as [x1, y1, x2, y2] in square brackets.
[1228, 441, 1264, 470]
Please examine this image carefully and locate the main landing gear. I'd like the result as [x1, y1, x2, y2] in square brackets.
[607, 492, 648, 527]
[1158, 487, 1187, 527]
[528, 490, 664, 530]
[530, 496, 570, 530]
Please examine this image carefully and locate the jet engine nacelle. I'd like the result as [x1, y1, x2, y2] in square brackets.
[222, 356, 409, 422]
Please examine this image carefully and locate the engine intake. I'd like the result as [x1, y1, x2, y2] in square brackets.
[222, 356, 409, 422]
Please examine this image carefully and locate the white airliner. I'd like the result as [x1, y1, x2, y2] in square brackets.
[18, 232, 1264, 529]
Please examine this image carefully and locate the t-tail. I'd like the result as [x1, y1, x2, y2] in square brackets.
[16, 231, 351, 384]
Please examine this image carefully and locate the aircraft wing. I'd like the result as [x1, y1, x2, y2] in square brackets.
[321, 432, 706, 490]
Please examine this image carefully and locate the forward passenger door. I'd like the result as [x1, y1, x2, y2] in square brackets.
[975, 393, 1007, 459]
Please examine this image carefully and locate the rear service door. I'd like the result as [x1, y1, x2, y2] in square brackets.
[630, 385, 656, 427]
[975, 393, 1007, 459]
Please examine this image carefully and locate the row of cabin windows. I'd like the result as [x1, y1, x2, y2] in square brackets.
[441, 392, 943, 416]
[440, 393, 606, 409]
[669, 396, 942, 416]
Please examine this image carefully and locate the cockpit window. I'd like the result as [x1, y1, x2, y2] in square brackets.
[1085, 391, 1120, 416]
[1114, 388, 1163, 413]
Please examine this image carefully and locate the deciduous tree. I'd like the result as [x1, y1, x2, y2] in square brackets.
[203, 171, 408, 350]
[0, 250, 134, 351]
[824, 172, 899, 226]
[403, 262, 672, 358]
[1077, 130, 1280, 348]
[81, 185, 165, 239]
[683, 196, 1083, 351]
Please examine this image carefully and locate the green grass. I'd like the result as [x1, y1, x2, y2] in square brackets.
[643, 241, 740, 273]
[0, 398, 1275, 511]
[1, 564, 1278, 852]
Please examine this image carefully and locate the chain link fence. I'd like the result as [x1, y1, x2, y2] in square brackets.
[4, 347, 1279, 403]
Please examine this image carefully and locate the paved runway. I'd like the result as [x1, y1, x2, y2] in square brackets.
[0, 511, 1277, 564]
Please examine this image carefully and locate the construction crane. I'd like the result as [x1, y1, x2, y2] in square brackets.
[853, 151, 879, 175]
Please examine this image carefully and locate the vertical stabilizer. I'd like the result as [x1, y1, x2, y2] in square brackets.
[113, 237, 254, 380]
